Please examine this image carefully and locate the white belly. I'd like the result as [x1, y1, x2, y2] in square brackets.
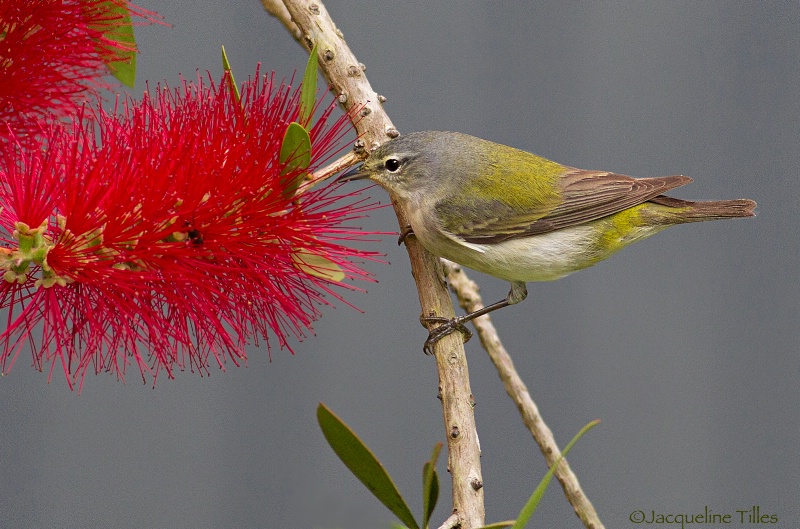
[425, 225, 601, 281]
[406, 206, 663, 282]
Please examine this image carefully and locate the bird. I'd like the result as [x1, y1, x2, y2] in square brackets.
[338, 131, 756, 352]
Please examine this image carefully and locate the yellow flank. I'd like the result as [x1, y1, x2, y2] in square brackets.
[590, 201, 679, 265]
[595, 204, 652, 259]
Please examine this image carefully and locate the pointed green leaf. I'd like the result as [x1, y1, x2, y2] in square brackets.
[299, 42, 319, 126]
[279, 122, 312, 199]
[221, 45, 241, 104]
[422, 443, 442, 529]
[292, 251, 345, 282]
[511, 419, 600, 529]
[100, 2, 137, 87]
[317, 404, 420, 529]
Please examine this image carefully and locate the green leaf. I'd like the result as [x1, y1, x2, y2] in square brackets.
[299, 42, 319, 126]
[221, 45, 241, 104]
[511, 419, 601, 529]
[291, 251, 345, 282]
[279, 122, 312, 199]
[475, 522, 515, 529]
[100, 2, 137, 87]
[317, 404, 420, 529]
[422, 443, 442, 529]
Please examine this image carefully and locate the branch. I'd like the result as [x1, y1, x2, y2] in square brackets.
[436, 513, 461, 529]
[299, 150, 361, 194]
[259, 0, 300, 39]
[269, 1, 485, 527]
[442, 260, 605, 529]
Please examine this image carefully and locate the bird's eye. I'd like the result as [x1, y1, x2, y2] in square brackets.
[384, 158, 401, 172]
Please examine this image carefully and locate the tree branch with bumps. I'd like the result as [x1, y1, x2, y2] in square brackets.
[265, 1, 603, 527]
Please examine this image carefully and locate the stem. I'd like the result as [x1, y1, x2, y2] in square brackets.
[443, 260, 605, 529]
[435, 513, 461, 529]
[272, 1, 485, 527]
[259, 0, 299, 39]
[300, 150, 361, 193]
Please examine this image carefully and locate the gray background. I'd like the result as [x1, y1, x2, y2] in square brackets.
[1, 2, 798, 528]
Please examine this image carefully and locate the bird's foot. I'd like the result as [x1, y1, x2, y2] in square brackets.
[420, 315, 473, 355]
[397, 225, 415, 246]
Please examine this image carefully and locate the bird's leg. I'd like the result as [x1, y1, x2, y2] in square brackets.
[397, 224, 414, 246]
[422, 281, 528, 354]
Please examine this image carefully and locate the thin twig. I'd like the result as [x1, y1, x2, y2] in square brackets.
[298, 150, 361, 194]
[436, 513, 461, 529]
[442, 260, 605, 529]
[259, 0, 300, 40]
[271, 1, 485, 527]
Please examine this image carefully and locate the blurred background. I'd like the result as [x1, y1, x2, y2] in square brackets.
[1, 2, 798, 528]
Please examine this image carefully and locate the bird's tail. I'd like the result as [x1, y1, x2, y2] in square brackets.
[648, 195, 757, 223]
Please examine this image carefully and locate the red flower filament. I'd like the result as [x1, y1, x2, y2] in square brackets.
[0, 0, 162, 139]
[0, 70, 378, 389]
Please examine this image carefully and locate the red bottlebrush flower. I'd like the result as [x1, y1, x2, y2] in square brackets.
[0, 0, 161, 140]
[0, 68, 379, 390]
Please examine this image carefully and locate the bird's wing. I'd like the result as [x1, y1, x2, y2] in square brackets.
[441, 170, 692, 244]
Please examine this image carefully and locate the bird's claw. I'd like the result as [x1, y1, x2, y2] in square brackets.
[421, 315, 473, 354]
[397, 225, 415, 246]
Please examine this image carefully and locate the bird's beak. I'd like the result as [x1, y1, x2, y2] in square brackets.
[337, 163, 369, 182]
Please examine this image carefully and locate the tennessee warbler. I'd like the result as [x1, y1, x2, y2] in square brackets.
[339, 131, 756, 352]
